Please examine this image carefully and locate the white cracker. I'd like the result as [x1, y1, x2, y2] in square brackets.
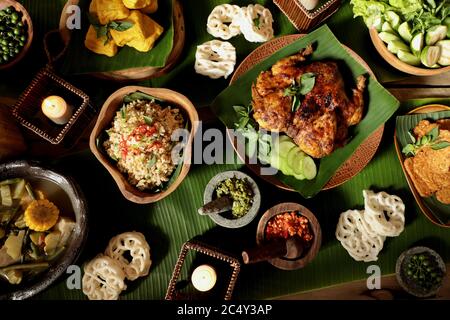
[195, 40, 236, 79]
[207, 4, 242, 40]
[105, 231, 152, 281]
[336, 210, 385, 262]
[363, 190, 405, 237]
[82, 254, 126, 300]
[234, 4, 274, 43]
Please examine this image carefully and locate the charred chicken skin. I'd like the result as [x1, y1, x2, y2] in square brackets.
[252, 45, 366, 158]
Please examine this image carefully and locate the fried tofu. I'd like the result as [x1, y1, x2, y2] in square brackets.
[110, 10, 163, 52]
[404, 120, 450, 204]
[90, 0, 130, 25]
[142, 0, 158, 14]
[122, 0, 152, 9]
[84, 25, 118, 57]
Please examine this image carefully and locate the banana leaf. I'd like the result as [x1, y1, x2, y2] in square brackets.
[211, 25, 400, 198]
[60, 0, 174, 74]
[395, 110, 450, 224]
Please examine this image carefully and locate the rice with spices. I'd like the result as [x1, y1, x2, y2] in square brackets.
[104, 99, 184, 191]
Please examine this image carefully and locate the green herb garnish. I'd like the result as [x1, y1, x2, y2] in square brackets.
[143, 116, 153, 125]
[402, 125, 450, 156]
[88, 13, 134, 45]
[147, 156, 157, 168]
[283, 72, 316, 112]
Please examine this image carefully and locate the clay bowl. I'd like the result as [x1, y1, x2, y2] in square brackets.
[202, 171, 261, 229]
[369, 28, 450, 76]
[393, 104, 450, 228]
[256, 202, 322, 270]
[0, 0, 33, 70]
[89, 86, 199, 204]
[396, 246, 446, 298]
[0, 160, 88, 300]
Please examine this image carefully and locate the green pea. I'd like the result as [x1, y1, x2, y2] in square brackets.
[418, 254, 426, 261]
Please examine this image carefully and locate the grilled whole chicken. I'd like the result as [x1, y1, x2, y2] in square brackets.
[252, 45, 366, 158]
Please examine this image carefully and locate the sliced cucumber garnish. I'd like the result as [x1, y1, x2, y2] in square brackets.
[398, 21, 413, 43]
[381, 21, 395, 33]
[420, 45, 442, 67]
[378, 31, 401, 43]
[302, 156, 317, 180]
[397, 50, 421, 66]
[425, 25, 448, 46]
[437, 40, 450, 66]
[387, 40, 410, 54]
[410, 33, 424, 56]
[385, 11, 400, 30]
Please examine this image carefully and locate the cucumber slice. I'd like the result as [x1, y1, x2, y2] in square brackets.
[410, 33, 424, 56]
[270, 151, 281, 170]
[420, 45, 441, 67]
[302, 156, 317, 180]
[381, 21, 395, 33]
[287, 149, 306, 175]
[398, 21, 413, 43]
[378, 31, 401, 43]
[397, 50, 421, 66]
[294, 172, 306, 180]
[437, 40, 450, 66]
[385, 11, 400, 30]
[279, 158, 294, 176]
[12, 179, 25, 199]
[277, 141, 296, 158]
[387, 40, 410, 54]
[426, 25, 448, 45]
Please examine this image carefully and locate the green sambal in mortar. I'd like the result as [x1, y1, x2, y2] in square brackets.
[215, 177, 254, 219]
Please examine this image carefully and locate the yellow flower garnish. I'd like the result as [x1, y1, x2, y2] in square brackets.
[24, 199, 60, 232]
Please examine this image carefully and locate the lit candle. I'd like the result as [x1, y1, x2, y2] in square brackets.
[41, 96, 72, 125]
[191, 264, 217, 292]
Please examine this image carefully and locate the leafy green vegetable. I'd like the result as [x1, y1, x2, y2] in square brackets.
[123, 91, 163, 104]
[402, 125, 449, 155]
[283, 72, 316, 112]
[144, 116, 153, 125]
[88, 13, 134, 45]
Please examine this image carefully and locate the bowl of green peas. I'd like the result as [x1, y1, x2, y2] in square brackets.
[0, 0, 33, 70]
[396, 246, 447, 298]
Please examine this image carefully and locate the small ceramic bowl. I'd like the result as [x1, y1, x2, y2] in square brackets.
[0, 160, 88, 300]
[0, 0, 33, 70]
[256, 202, 322, 270]
[203, 171, 261, 229]
[89, 86, 199, 204]
[396, 246, 446, 298]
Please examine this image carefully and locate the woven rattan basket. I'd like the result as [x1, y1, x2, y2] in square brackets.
[274, 0, 341, 32]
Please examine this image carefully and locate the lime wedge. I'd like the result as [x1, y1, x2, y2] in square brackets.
[420, 45, 442, 67]
[397, 50, 421, 66]
[398, 21, 413, 43]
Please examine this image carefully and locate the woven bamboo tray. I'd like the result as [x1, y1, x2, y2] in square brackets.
[274, 0, 341, 32]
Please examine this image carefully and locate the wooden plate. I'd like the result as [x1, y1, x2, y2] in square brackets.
[59, 0, 185, 81]
[227, 34, 384, 192]
[256, 202, 322, 270]
[0, 0, 33, 70]
[394, 104, 450, 228]
[89, 86, 199, 204]
[369, 28, 450, 77]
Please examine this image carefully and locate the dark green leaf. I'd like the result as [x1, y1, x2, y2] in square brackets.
[291, 95, 301, 112]
[427, 126, 439, 142]
[420, 135, 430, 145]
[144, 116, 153, 125]
[123, 91, 163, 103]
[121, 107, 126, 119]
[110, 20, 134, 32]
[299, 72, 316, 95]
[96, 25, 108, 39]
[233, 105, 247, 115]
[431, 141, 450, 150]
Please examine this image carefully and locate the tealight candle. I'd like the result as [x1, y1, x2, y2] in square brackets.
[41, 95, 72, 125]
[191, 264, 217, 292]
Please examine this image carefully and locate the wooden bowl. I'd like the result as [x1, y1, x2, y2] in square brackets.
[256, 202, 322, 270]
[0, 0, 33, 70]
[394, 104, 450, 228]
[228, 34, 384, 192]
[369, 28, 450, 76]
[59, 0, 185, 81]
[89, 86, 199, 204]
